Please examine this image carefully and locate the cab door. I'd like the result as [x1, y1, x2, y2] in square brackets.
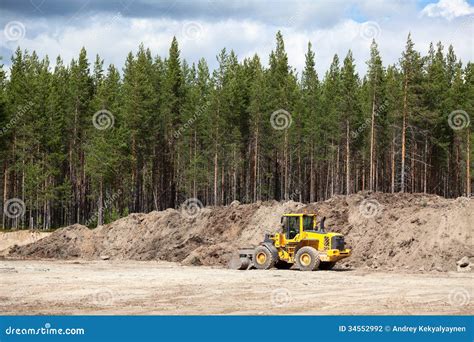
[284, 216, 300, 243]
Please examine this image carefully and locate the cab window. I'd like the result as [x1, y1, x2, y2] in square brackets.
[302, 216, 314, 231]
[285, 216, 299, 239]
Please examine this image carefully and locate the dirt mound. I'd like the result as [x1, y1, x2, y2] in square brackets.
[0, 230, 50, 256]
[303, 193, 473, 272]
[9, 193, 473, 272]
[9, 224, 94, 259]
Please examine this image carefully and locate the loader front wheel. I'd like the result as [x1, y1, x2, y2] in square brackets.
[295, 247, 320, 271]
[253, 246, 275, 270]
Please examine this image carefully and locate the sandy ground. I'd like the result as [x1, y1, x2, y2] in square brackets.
[0, 259, 472, 315]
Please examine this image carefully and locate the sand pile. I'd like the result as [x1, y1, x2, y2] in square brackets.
[303, 193, 473, 272]
[0, 230, 50, 256]
[8, 193, 473, 272]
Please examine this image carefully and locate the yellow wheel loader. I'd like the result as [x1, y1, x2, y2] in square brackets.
[237, 214, 350, 271]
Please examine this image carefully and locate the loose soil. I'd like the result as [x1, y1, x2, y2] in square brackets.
[0, 230, 50, 257]
[7, 192, 473, 273]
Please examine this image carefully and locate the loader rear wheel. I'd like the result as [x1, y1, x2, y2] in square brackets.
[253, 246, 275, 270]
[319, 261, 336, 270]
[295, 247, 320, 271]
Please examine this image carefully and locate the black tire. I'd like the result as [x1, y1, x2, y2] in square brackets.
[319, 261, 336, 270]
[295, 246, 320, 271]
[253, 245, 276, 270]
[275, 260, 293, 269]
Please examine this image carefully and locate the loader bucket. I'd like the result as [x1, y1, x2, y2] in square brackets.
[228, 248, 254, 270]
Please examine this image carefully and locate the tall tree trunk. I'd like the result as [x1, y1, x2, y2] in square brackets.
[213, 149, 218, 205]
[346, 120, 350, 195]
[411, 144, 415, 192]
[232, 147, 237, 200]
[310, 143, 315, 202]
[369, 88, 376, 191]
[253, 127, 258, 202]
[221, 165, 225, 205]
[2, 162, 7, 228]
[193, 130, 197, 199]
[298, 146, 302, 202]
[424, 136, 428, 194]
[98, 177, 103, 226]
[335, 144, 339, 195]
[284, 131, 289, 200]
[401, 74, 408, 193]
[375, 159, 379, 192]
[362, 158, 365, 191]
[391, 132, 395, 193]
[467, 128, 471, 196]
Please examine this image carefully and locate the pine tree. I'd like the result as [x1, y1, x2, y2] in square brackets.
[463, 63, 473, 196]
[321, 54, 342, 196]
[399, 34, 423, 193]
[122, 45, 156, 212]
[301, 42, 320, 201]
[162, 38, 183, 208]
[68, 47, 94, 222]
[267, 31, 294, 200]
[246, 55, 267, 201]
[0, 32, 470, 229]
[86, 62, 122, 226]
[366, 40, 385, 191]
[340, 50, 361, 195]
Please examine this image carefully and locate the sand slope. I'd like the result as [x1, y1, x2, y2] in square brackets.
[8, 192, 473, 272]
[0, 230, 50, 256]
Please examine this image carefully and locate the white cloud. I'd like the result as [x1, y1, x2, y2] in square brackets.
[0, 2, 472, 76]
[421, 0, 474, 20]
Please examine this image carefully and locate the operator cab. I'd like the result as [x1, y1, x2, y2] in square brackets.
[281, 214, 326, 239]
[281, 215, 299, 239]
[303, 215, 326, 233]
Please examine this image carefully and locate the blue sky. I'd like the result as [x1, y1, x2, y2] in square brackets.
[0, 0, 473, 75]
